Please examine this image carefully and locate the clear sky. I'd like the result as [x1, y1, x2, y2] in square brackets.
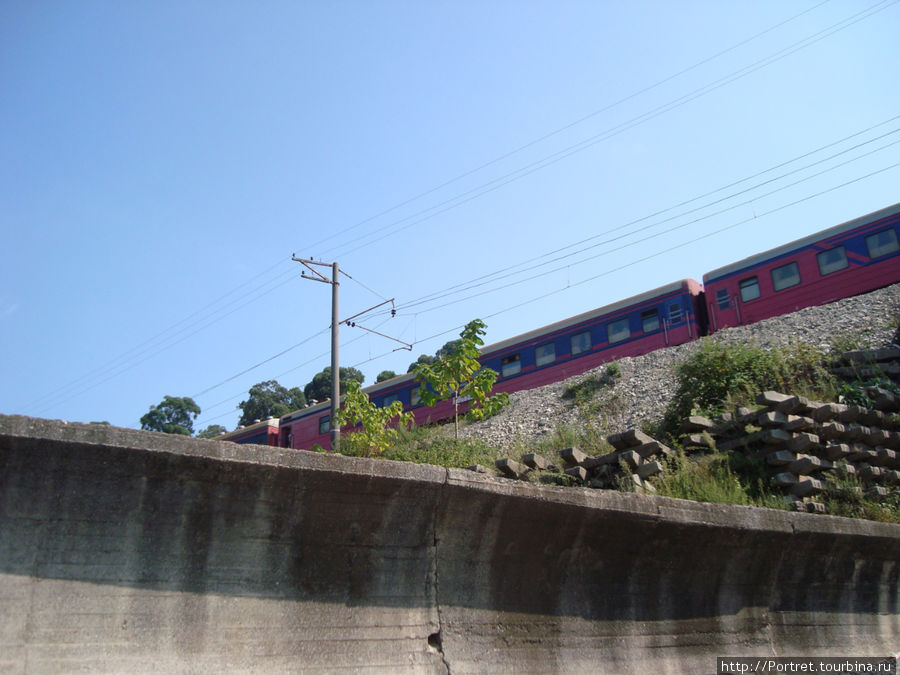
[2, 0, 898, 433]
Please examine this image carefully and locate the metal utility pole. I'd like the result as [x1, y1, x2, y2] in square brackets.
[293, 257, 341, 452]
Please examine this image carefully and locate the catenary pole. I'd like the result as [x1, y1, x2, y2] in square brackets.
[293, 256, 340, 452]
[330, 261, 339, 451]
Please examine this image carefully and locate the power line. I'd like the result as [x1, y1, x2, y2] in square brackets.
[391, 116, 900, 312]
[318, 0, 898, 262]
[300, 0, 834, 255]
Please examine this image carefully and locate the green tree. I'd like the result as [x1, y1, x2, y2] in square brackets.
[140, 396, 201, 436]
[406, 339, 463, 372]
[197, 424, 228, 439]
[334, 380, 414, 457]
[376, 370, 397, 383]
[238, 380, 306, 426]
[304, 367, 364, 403]
[413, 319, 509, 439]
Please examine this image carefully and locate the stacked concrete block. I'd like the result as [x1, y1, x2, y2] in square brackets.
[549, 436, 673, 493]
[670, 378, 900, 512]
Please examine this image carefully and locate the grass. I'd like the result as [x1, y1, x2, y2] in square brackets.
[659, 338, 838, 441]
[338, 423, 501, 469]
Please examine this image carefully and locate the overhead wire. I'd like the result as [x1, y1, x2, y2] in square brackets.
[391, 115, 900, 311]
[318, 0, 898, 262]
[301, 0, 834, 255]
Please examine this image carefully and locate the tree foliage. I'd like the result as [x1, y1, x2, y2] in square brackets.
[140, 395, 201, 436]
[406, 339, 463, 372]
[304, 366, 365, 403]
[197, 424, 228, 439]
[412, 319, 509, 438]
[238, 380, 306, 427]
[376, 370, 397, 383]
[334, 380, 413, 457]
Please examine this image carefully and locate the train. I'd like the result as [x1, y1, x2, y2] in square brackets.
[218, 202, 900, 450]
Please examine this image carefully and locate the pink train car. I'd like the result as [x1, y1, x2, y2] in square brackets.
[703, 203, 900, 331]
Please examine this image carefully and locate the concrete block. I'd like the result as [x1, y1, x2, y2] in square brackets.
[848, 445, 878, 463]
[787, 433, 820, 453]
[872, 448, 898, 468]
[619, 450, 642, 471]
[678, 416, 714, 433]
[773, 472, 798, 487]
[824, 443, 851, 460]
[582, 451, 621, 469]
[865, 428, 890, 446]
[793, 455, 831, 473]
[837, 405, 866, 424]
[882, 469, 900, 485]
[564, 465, 588, 482]
[682, 433, 713, 449]
[806, 502, 827, 514]
[885, 432, 900, 450]
[558, 447, 587, 467]
[756, 391, 795, 408]
[812, 403, 848, 423]
[788, 455, 821, 475]
[860, 409, 885, 427]
[496, 458, 529, 479]
[817, 422, 846, 442]
[843, 347, 900, 362]
[761, 429, 791, 446]
[607, 429, 654, 450]
[766, 450, 796, 466]
[834, 461, 857, 477]
[783, 416, 814, 432]
[758, 411, 788, 428]
[842, 424, 868, 443]
[791, 478, 825, 497]
[633, 440, 673, 459]
[521, 453, 550, 471]
[859, 465, 883, 482]
[636, 460, 663, 479]
[866, 486, 891, 497]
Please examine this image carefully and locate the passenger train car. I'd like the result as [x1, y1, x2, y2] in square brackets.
[219, 202, 900, 451]
[703, 203, 900, 331]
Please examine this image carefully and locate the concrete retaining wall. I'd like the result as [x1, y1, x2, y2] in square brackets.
[1, 414, 898, 673]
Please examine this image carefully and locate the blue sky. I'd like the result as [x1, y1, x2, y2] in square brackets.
[2, 0, 898, 433]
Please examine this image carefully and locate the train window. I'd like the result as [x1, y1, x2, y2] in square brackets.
[382, 393, 399, 407]
[641, 309, 659, 333]
[715, 289, 730, 310]
[866, 228, 899, 258]
[501, 353, 521, 377]
[817, 246, 848, 275]
[318, 416, 330, 434]
[608, 318, 630, 344]
[668, 302, 683, 324]
[535, 342, 556, 367]
[411, 389, 421, 406]
[739, 276, 760, 302]
[771, 262, 800, 291]
[570, 331, 591, 355]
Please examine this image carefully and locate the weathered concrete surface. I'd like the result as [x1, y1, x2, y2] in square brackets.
[1, 415, 898, 673]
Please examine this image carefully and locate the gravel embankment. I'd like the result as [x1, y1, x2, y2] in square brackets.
[457, 283, 900, 449]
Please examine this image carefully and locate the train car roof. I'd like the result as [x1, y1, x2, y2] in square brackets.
[481, 278, 701, 356]
[703, 202, 900, 283]
[216, 417, 279, 441]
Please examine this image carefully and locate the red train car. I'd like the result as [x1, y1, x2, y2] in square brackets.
[215, 418, 280, 446]
[703, 203, 900, 332]
[274, 279, 704, 451]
